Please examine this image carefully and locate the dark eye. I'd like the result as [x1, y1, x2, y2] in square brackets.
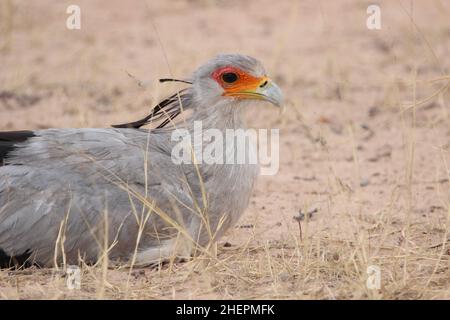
[222, 72, 238, 83]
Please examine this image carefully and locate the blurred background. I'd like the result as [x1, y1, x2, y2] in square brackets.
[0, 0, 449, 299]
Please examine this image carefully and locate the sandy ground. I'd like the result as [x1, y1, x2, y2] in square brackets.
[0, 0, 449, 299]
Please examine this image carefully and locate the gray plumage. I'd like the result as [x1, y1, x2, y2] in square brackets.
[0, 54, 283, 267]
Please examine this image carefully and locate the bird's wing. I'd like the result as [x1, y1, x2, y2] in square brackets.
[0, 128, 196, 266]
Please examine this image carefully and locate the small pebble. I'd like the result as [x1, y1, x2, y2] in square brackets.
[360, 178, 370, 187]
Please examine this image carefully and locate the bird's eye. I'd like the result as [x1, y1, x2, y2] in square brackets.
[222, 72, 238, 84]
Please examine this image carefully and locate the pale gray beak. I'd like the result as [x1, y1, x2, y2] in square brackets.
[255, 80, 284, 107]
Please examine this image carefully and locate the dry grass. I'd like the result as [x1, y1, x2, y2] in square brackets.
[0, 0, 449, 299]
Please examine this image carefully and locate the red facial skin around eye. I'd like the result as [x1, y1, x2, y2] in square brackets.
[211, 66, 238, 86]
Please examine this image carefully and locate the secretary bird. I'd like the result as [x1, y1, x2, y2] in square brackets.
[0, 54, 283, 268]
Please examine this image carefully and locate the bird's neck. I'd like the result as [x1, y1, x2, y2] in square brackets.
[189, 101, 246, 131]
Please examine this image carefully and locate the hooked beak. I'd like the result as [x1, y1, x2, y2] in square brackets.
[255, 79, 283, 107]
[223, 78, 284, 107]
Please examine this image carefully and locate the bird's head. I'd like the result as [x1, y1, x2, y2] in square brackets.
[113, 54, 283, 129]
[190, 54, 283, 108]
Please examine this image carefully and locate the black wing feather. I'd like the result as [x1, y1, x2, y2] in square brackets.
[0, 130, 35, 166]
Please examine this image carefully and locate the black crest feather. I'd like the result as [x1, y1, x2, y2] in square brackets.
[112, 89, 189, 129]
